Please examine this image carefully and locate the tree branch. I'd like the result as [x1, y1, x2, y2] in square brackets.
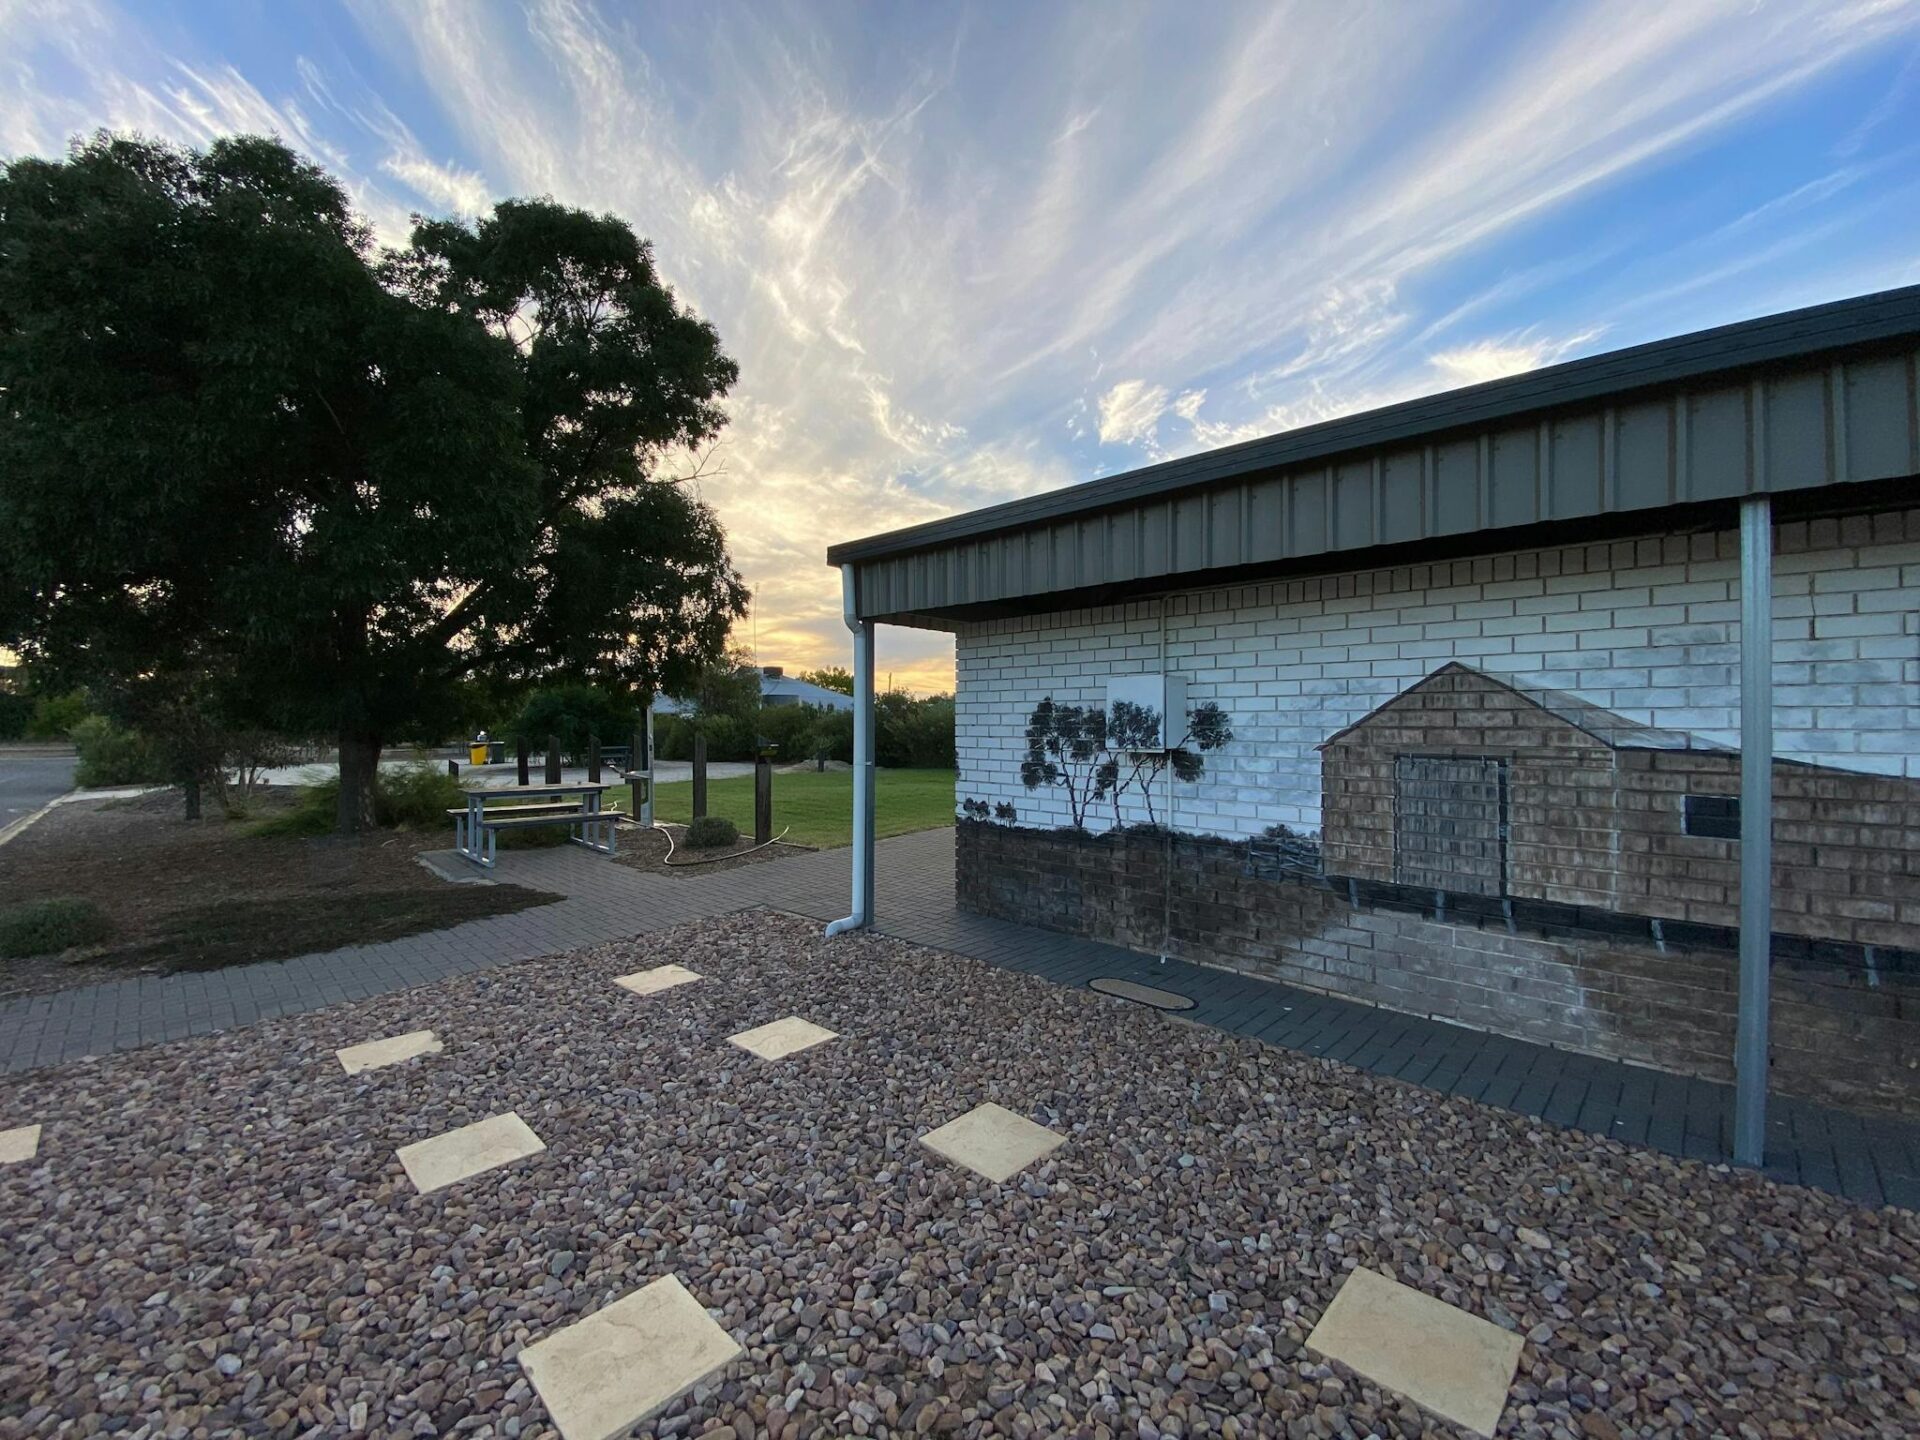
[422, 581, 493, 651]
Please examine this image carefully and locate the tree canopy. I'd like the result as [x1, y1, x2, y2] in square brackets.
[800, 666, 854, 695]
[0, 133, 748, 828]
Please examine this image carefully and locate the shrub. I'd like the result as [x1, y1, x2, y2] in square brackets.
[691, 713, 755, 762]
[252, 760, 465, 837]
[71, 715, 165, 786]
[659, 706, 827, 764]
[653, 713, 694, 761]
[785, 694, 953, 769]
[812, 707, 854, 763]
[0, 896, 113, 957]
[876, 692, 956, 769]
[684, 814, 740, 849]
[377, 762, 466, 828]
[249, 781, 338, 837]
[755, 702, 830, 762]
[26, 688, 90, 741]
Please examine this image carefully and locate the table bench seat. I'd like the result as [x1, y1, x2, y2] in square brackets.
[480, 814, 610, 830]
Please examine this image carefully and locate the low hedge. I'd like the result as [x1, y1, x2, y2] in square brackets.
[0, 896, 113, 958]
[684, 814, 740, 850]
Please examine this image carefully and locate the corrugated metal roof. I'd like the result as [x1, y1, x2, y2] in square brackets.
[833, 284, 1920, 622]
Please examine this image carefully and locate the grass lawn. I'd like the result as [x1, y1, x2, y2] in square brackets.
[607, 767, 955, 849]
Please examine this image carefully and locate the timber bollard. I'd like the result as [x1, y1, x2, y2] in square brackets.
[692, 734, 708, 819]
[754, 753, 773, 845]
[516, 738, 530, 786]
[448, 759, 459, 778]
[587, 734, 601, 784]
[545, 734, 562, 785]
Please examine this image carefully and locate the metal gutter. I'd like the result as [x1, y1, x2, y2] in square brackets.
[825, 564, 876, 937]
[827, 285, 1920, 567]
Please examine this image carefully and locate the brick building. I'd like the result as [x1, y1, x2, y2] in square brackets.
[827, 288, 1920, 1121]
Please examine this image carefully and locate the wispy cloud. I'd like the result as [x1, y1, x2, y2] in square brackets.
[378, 149, 490, 217]
[1428, 328, 1605, 387]
[5, 0, 1919, 691]
[1095, 379, 1171, 447]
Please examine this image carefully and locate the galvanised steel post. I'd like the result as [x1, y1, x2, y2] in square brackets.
[641, 704, 655, 828]
[1734, 493, 1773, 1168]
[827, 564, 875, 936]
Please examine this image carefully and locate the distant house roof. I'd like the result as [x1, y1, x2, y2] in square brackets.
[760, 672, 855, 709]
[1319, 662, 1735, 754]
[653, 667, 853, 715]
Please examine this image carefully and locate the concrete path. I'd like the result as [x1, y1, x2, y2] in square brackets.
[1, 826, 1916, 1208]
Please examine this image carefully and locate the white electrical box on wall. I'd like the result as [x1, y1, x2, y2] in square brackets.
[1105, 674, 1187, 750]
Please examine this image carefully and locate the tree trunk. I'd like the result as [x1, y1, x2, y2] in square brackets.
[182, 776, 202, 822]
[337, 731, 382, 833]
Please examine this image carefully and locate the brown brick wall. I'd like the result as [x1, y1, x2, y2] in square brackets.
[1615, 751, 1920, 947]
[1322, 666, 1623, 907]
[958, 820, 1920, 1115]
[1319, 664, 1920, 950]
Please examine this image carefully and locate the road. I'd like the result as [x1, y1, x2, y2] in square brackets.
[0, 749, 78, 830]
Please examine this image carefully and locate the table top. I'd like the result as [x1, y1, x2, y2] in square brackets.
[462, 783, 615, 799]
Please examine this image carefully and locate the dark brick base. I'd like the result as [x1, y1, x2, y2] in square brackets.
[956, 821, 1920, 1116]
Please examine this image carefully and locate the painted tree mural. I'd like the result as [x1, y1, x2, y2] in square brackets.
[1021, 696, 1233, 830]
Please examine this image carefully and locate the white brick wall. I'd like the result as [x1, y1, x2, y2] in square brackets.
[954, 508, 1920, 837]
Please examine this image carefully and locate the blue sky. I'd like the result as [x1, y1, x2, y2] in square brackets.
[6, 1, 1920, 691]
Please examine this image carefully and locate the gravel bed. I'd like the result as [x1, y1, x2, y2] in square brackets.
[2, 909, 1917, 1439]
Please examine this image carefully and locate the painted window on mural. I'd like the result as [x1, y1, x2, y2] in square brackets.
[1683, 794, 1741, 840]
[1391, 754, 1509, 896]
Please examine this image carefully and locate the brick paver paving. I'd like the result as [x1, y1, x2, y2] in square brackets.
[2, 826, 1915, 1207]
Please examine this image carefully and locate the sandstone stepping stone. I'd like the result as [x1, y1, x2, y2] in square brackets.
[518, 1273, 743, 1440]
[396, 1112, 545, 1194]
[336, 1029, 444, 1075]
[920, 1101, 1066, 1182]
[0, 1123, 41, 1165]
[1089, 976, 1195, 1011]
[728, 1015, 838, 1060]
[1306, 1266, 1523, 1438]
[613, 964, 702, 996]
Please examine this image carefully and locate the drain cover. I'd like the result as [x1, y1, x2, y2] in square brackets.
[1089, 977, 1195, 1011]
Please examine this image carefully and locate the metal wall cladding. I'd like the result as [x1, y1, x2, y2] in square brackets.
[854, 350, 1920, 626]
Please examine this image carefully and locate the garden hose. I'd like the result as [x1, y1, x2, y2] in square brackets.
[618, 812, 793, 866]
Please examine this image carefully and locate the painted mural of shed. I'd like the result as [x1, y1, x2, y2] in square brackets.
[1319, 661, 1920, 948]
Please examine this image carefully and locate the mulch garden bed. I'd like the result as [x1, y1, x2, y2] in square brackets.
[609, 820, 815, 878]
[2, 908, 1917, 1438]
[0, 789, 560, 999]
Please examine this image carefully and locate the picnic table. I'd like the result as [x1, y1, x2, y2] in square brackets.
[451, 782, 618, 869]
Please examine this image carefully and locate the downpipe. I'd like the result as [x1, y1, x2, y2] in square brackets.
[827, 563, 876, 936]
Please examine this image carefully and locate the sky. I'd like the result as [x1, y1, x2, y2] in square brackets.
[5, 1, 1920, 694]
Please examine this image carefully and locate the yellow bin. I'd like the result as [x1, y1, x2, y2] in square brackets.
[468, 741, 489, 765]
